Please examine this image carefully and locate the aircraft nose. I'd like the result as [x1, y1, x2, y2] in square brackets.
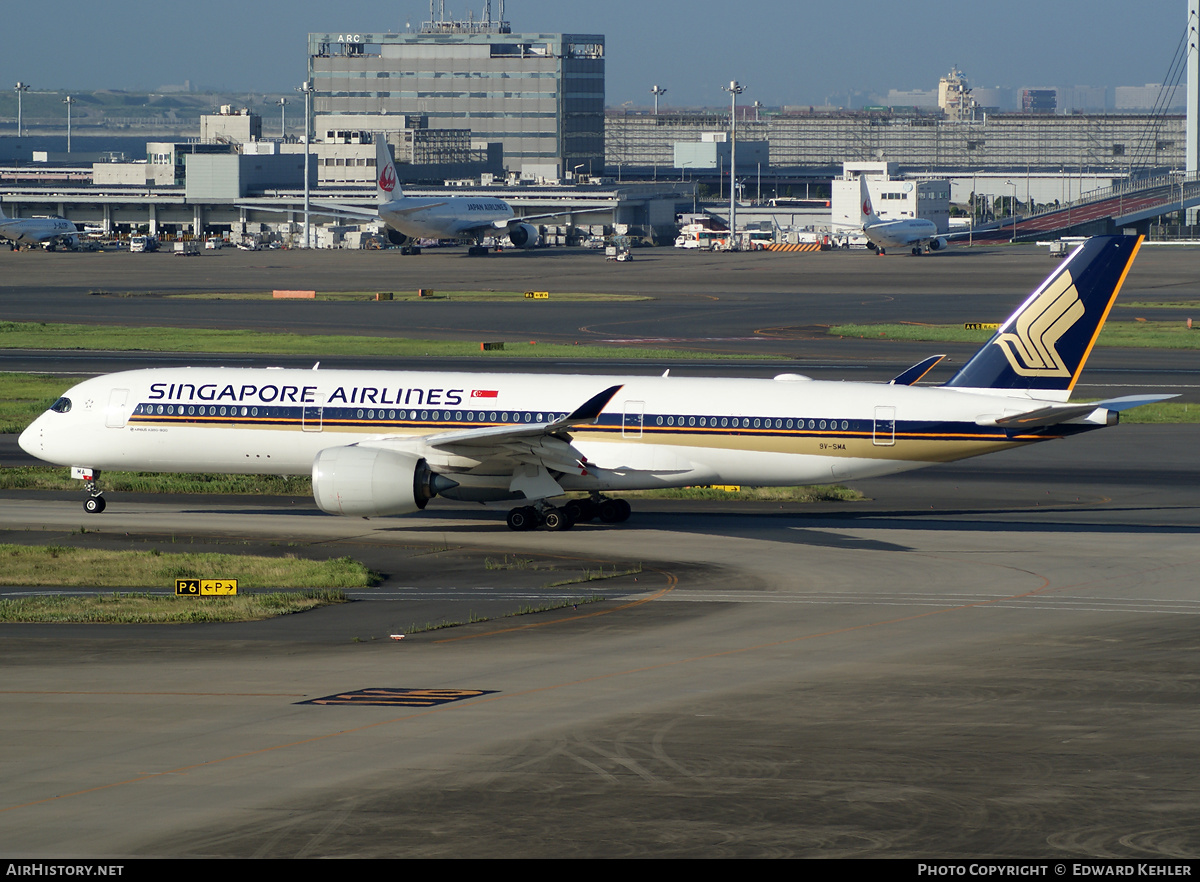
[18, 419, 42, 457]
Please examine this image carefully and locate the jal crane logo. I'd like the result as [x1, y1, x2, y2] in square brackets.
[378, 162, 397, 194]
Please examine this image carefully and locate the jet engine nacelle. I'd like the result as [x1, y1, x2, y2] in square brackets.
[312, 446, 453, 517]
[507, 223, 540, 248]
[928, 237, 948, 251]
[385, 228, 409, 246]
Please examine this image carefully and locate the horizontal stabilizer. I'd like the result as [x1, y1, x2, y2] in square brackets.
[982, 394, 1178, 429]
[890, 355, 945, 386]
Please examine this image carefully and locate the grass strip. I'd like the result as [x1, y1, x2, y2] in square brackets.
[0, 373, 66, 434]
[828, 321, 1200, 349]
[0, 544, 377, 590]
[1117, 301, 1200, 310]
[0, 467, 311, 495]
[0, 588, 350, 624]
[153, 290, 648, 302]
[0, 321, 744, 361]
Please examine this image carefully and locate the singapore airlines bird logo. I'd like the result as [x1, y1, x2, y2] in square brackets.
[378, 163, 397, 193]
[995, 270, 1085, 376]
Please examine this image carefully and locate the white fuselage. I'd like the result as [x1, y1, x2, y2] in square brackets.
[0, 214, 78, 248]
[864, 217, 939, 250]
[19, 367, 1076, 500]
[378, 196, 514, 241]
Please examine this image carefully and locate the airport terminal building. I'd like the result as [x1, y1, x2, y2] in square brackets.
[308, 26, 605, 179]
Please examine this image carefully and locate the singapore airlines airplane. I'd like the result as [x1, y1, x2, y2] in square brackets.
[19, 236, 1168, 530]
[0, 202, 80, 250]
[848, 175, 947, 256]
[316, 140, 603, 253]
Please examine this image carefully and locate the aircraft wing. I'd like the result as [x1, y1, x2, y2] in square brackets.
[981, 394, 1178, 429]
[488, 205, 610, 230]
[239, 200, 448, 220]
[421, 384, 622, 451]
[363, 385, 623, 492]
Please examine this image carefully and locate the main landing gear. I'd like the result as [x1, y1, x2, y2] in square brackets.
[504, 496, 633, 531]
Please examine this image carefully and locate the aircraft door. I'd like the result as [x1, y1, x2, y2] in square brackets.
[105, 389, 130, 428]
[622, 400, 644, 439]
[872, 406, 895, 446]
[302, 394, 324, 432]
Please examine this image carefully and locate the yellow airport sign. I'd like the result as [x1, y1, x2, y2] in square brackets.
[524, 291, 549, 299]
[964, 323, 1000, 330]
[175, 579, 239, 596]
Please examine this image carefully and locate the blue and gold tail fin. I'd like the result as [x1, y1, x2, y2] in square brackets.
[943, 235, 1142, 399]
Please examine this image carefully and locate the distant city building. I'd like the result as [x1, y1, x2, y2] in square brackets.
[1114, 83, 1185, 110]
[938, 67, 974, 121]
[307, 20, 604, 179]
[1022, 90, 1057, 114]
[200, 106, 262, 144]
[885, 89, 939, 109]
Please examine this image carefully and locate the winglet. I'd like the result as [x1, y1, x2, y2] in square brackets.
[890, 355, 945, 386]
[566, 384, 623, 424]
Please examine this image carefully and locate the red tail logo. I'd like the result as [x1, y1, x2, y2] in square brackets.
[378, 163, 396, 193]
[862, 199, 872, 216]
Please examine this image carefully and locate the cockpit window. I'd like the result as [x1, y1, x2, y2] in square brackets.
[49, 397, 72, 414]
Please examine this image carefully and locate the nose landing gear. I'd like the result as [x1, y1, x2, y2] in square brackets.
[80, 472, 106, 514]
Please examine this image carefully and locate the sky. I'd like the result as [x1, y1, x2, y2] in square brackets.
[3, 1, 1190, 107]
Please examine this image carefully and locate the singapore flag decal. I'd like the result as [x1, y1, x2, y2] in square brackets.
[471, 389, 499, 398]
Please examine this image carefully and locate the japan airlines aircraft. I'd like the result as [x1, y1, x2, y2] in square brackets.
[847, 175, 946, 255]
[0, 202, 79, 250]
[317, 140, 601, 252]
[20, 236, 1170, 530]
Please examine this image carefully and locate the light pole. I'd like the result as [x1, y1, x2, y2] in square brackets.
[722, 80, 744, 247]
[1006, 180, 1017, 242]
[650, 84, 667, 116]
[14, 82, 29, 137]
[296, 82, 313, 248]
[969, 171, 976, 247]
[277, 98, 288, 140]
[62, 95, 74, 153]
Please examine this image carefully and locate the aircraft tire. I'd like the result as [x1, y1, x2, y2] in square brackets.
[564, 499, 597, 522]
[506, 506, 536, 531]
[542, 509, 573, 531]
[598, 499, 631, 523]
[84, 495, 106, 514]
